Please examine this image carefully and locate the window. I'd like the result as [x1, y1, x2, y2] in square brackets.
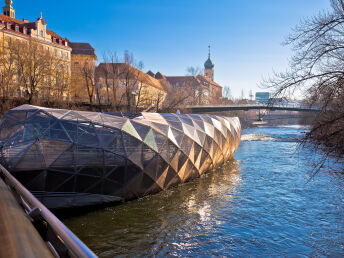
[23, 28, 27, 34]
[15, 26, 19, 32]
[60, 50, 63, 58]
[7, 24, 11, 29]
[40, 30, 43, 37]
[47, 46, 50, 51]
[121, 82, 126, 88]
[54, 49, 57, 57]
[66, 52, 69, 59]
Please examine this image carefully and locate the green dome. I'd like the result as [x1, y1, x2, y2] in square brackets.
[204, 57, 214, 69]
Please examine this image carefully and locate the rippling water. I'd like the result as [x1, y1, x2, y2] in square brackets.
[64, 125, 344, 257]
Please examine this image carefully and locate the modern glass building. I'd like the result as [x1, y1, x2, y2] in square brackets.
[0, 105, 241, 209]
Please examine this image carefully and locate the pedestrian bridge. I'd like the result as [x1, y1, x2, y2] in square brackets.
[188, 104, 320, 113]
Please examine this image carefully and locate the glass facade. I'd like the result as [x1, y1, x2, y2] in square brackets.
[0, 105, 241, 209]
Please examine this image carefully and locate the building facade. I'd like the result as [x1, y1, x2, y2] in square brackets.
[96, 63, 167, 111]
[147, 48, 222, 106]
[69, 42, 97, 102]
[0, 1, 72, 99]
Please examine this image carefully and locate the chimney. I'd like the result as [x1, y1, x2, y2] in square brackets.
[22, 19, 29, 23]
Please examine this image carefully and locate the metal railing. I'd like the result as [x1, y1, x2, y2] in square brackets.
[0, 164, 97, 258]
[189, 103, 320, 110]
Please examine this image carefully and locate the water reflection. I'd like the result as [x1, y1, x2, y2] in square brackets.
[64, 160, 241, 257]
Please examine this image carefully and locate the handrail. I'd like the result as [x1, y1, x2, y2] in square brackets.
[0, 164, 97, 258]
[189, 103, 320, 110]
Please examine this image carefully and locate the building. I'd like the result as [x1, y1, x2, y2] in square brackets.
[69, 42, 97, 102]
[96, 63, 167, 111]
[255, 92, 271, 104]
[0, 0, 72, 99]
[147, 47, 222, 105]
[204, 45, 214, 81]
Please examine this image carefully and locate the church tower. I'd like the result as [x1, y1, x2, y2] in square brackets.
[204, 45, 214, 81]
[3, 0, 15, 18]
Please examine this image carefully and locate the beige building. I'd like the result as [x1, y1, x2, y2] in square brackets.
[96, 63, 167, 111]
[69, 42, 97, 102]
[0, 8, 72, 68]
[0, 0, 72, 99]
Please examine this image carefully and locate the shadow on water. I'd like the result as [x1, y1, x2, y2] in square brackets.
[63, 160, 241, 257]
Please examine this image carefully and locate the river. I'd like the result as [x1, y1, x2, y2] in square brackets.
[63, 125, 344, 257]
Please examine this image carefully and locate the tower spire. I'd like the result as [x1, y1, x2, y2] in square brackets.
[204, 45, 215, 81]
[3, 0, 15, 18]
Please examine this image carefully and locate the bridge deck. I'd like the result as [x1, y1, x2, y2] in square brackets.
[188, 104, 320, 113]
[0, 177, 53, 258]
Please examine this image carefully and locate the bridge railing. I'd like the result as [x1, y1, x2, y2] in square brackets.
[189, 103, 320, 110]
[0, 164, 96, 258]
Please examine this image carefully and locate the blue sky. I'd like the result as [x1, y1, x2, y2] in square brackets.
[12, 0, 330, 98]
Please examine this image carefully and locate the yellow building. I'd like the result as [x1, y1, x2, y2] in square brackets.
[69, 42, 98, 102]
[96, 63, 167, 112]
[0, 0, 71, 100]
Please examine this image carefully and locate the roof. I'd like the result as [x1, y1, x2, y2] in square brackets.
[0, 14, 67, 44]
[69, 42, 96, 56]
[0, 13, 24, 24]
[165, 76, 199, 86]
[147, 70, 155, 77]
[204, 57, 214, 69]
[197, 74, 222, 88]
[96, 63, 166, 92]
[164, 75, 222, 89]
[46, 29, 64, 40]
[155, 72, 166, 80]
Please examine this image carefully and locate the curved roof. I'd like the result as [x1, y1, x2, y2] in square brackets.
[204, 57, 214, 69]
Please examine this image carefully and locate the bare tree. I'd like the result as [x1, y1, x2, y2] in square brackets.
[0, 37, 18, 98]
[80, 61, 96, 107]
[186, 66, 203, 76]
[223, 86, 233, 99]
[263, 0, 344, 160]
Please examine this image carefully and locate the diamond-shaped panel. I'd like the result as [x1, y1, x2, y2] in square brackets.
[0, 105, 241, 209]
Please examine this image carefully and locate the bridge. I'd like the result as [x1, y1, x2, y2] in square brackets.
[188, 104, 320, 113]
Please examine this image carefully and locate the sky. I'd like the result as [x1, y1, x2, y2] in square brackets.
[11, 0, 331, 98]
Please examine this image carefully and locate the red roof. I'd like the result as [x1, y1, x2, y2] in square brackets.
[197, 74, 222, 88]
[46, 29, 64, 40]
[0, 14, 25, 24]
[0, 14, 67, 44]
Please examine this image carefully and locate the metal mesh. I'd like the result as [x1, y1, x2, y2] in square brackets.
[0, 104, 241, 208]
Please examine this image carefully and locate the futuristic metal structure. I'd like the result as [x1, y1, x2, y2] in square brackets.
[0, 105, 241, 209]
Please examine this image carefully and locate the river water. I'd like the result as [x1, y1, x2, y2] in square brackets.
[64, 125, 344, 257]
